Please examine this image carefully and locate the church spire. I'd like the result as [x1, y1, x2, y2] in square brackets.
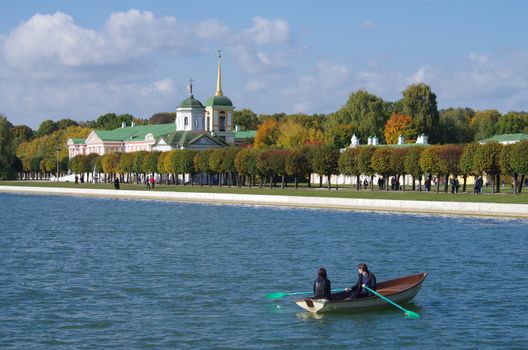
[187, 78, 193, 97]
[215, 50, 223, 96]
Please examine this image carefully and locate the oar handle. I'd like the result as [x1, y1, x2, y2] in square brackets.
[363, 285, 409, 313]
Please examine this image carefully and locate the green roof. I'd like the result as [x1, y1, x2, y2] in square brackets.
[94, 123, 176, 142]
[235, 130, 256, 139]
[160, 131, 228, 147]
[480, 133, 528, 143]
[177, 96, 205, 109]
[204, 95, 233, 107]
[70, 138, 85, 144]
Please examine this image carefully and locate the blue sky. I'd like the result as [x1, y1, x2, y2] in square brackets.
[1, 0, 527, 127]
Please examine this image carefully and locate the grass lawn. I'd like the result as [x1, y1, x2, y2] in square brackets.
[1, 180, 527, 204]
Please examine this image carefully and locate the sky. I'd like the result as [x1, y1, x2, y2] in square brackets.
[1, 0, 527, 128]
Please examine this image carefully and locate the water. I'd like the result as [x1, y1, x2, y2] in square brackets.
[0, 193, 527, 349]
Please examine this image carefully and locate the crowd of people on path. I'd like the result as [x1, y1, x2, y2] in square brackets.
[313, 263, 377, 301]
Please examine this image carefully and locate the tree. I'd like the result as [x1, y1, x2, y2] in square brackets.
[419, 146, 447, 192]
[56, 118, 79, 130]
[326, 90, 388, 142]
[235, 148, 258, 187]
[404, 146, 425, 191]
[438, 108, 475, 144]
[358, 146, 377, 191]
[0, 115, 16, 180]
[471, 110, 500, 140]
[149, 112, 176, 124]
[390, 148, 407, 190]
[339, 147, 362, 190]
[473, 142, 502, 193]
[310, 145, 340, 190]
[285, 150, 309, 189]
[233, 108, 259, 130]
[179, 150, 197, 185]
[459, 143, 479, 192]
[496, 112, 528, 135]
[509, 141, 528, 193]
[384, 113, 413, 144]
[277, 120, 310, 149]
[437, 144, 464, 192]
[254, 119, 280, 148]
[89, 113, 144, 130]
[11, 125, 34, 149]
[36, 119, 58, 137]
[324, 124, 355, 148]
[402, 83, 440, 143]
[371, 148, 393, 191]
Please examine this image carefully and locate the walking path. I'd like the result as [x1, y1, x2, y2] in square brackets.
[1, 185, 527, 218]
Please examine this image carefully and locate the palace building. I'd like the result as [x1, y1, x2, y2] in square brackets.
[67, 51, 244, 159]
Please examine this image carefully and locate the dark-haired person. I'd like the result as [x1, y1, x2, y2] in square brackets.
[346, 263, 377, 298]
[313, 267, 331, 300]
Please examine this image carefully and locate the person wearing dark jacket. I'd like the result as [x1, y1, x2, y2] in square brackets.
[346, 263, 377, 298]
[313, 267, 331, 300]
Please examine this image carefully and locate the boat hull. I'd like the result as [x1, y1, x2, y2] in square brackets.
[294, 272, 427, 314]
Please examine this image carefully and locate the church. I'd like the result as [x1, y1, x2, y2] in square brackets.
[67, 51, 243, 159]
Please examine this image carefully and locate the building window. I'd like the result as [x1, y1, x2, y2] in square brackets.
[219, 111, 226, 131]
[194, 119, 198, 128]
[206, 117, 210, 131]
[184, 117, 188, 126]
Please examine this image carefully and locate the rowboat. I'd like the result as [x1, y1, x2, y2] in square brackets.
[294, 272, 427, 314]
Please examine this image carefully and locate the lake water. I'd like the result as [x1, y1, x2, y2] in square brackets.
[0, 193, 527, 349]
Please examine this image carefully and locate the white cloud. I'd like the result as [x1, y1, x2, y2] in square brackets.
[407, 65, 434, 84]
[243, 17, 290, 45]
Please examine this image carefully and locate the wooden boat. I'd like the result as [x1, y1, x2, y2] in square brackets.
[294, 272, 427, 314]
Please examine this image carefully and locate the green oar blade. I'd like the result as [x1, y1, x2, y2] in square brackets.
[405, 311, 420, 319]
[265, 292, 287, 299]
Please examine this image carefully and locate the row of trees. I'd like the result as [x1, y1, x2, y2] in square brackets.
[61, 141, 528, 194]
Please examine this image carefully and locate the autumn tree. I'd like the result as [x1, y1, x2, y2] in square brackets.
[384, 113, 413, 144]
[254, 118, 280, 149]
[496, 112, 528, 134]
[235, 148, 258, 187]
[459, 143, 479, 192]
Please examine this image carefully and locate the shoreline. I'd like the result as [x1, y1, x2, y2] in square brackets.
[1, 185, 527, 219]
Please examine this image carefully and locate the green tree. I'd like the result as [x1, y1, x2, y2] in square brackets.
[56, 118, 79, 130]
[310, 145, 340, 190]
[459, 143, 479, 192]
[438, 108, 475, 144]
[509, 141, 528, 193]
[324, 124, 355, 148]
[179, 150, 197, 185]
[437, 144, 464, 192]
[339, 147, 362, 190]
[149, 112, 176, 124]
[473, 142, 502, 193]
[326, 90, 388, 142]
[285, 150, 309, 189]
[358, 146, 377, 191]
[402, 83, 440, 143]
[36, 119, 58, 137]
[235, 148, 258, 187]
[419, 146, 447, 192]
[471, 110, 500, 140]
[11, 125, 34, 149]
[496, 112, 528, 134]
[233, 108, 259, 130]
[371, 148, 393, 191]
[0, 115, 16, 180]
[404, 146, 425, 191]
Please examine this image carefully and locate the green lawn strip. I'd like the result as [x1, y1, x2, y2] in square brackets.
[1, 181, 527, 204]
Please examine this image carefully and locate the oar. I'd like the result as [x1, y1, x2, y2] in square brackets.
[363, 285, 420, 319]
[265, 289, 344, 299]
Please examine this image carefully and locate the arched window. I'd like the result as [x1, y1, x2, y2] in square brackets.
[184, 117, 188, 126]
[219, 111, 226, 131]
[206, 117, 210, 131]
[194, 119, 198, 128]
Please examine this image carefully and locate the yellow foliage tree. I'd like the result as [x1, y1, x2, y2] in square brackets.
[384, 113, 412, 144]
[254, 119, 280, 149]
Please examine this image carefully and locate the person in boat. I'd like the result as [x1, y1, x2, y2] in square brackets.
[346, 263, 377, 298]
[313, 267, 331, 300]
